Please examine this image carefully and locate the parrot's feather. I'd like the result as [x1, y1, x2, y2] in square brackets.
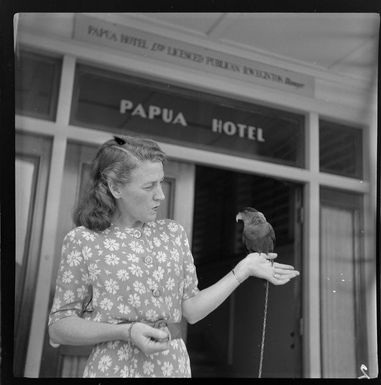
[237, 208, 276, 254]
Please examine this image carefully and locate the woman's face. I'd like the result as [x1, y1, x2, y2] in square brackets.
[113, 160, 165, 227]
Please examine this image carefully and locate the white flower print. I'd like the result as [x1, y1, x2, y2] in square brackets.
[161, 362, 174, 376]
[159, 232, 169, 243]
[117, 344, 131, 361]
[168, 222, 178, 232]
[144, 227, 152, 236]
[120, 365, 130, 377]
[127, 293, 141, 307]
[147, 278, 158, 291]
[156, 251, 167, 263]
[62, 270, 74, 283]
[82, 230, 95, 241]
[82, 246, 93, 260]
[129, 241, 144, 254]
[51, 220, 198, 377]
[170, 248, 179, 262]
[67, 229, 76, 241]
[76, 285, 87, 299]
[100, 298, 113, 311]
[116, 269, 129, 281]
[178, 356, 186, 373]
[173, 308, 181, 321]
[105, 278, 119, 294]
[164, 295, 173, 309]
[153, 266, 164, 281]
[88, 263, 101, 280]
[165, 277, 175, 291]
[151, 297, 161, 308]
[115, 231, 127, 239]
[133, 281, 146, 294]
[51, 297, 62, 312]
[63, 290, 74, 303]
[67, 250, 82, 266]
[143, 361, 155, 375]
[98, 355, 112, 372]
[105, 253, 120, 266]
[186, 263, 196, 273]
[153, 237, 161, 247]
[145, 309, 158, 321]
[126, 253, 139, 263]
[104, 238, 120, 251]
[81, 272, 91, 285]
[129, 264, 143, 277]
[117, 303, 130, 315]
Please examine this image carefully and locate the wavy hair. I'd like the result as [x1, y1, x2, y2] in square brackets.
[73, 135, 167, 231]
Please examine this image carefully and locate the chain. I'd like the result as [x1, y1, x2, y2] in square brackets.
[258, 279, 270, 378]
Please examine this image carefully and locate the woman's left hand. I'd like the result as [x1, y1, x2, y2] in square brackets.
[235, 252, 300, 285]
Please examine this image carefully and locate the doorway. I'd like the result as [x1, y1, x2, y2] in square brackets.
[187, 165, 303, 378]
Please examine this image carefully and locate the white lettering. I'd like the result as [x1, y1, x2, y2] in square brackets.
[162, 108, 173, 123]
[212, 119, 222, 133]
[223, 121, 236, 135]
[257, 128, 265, 142]
[248, 126, 256, 140]
[148, 105, 161, 119]
[211, 118, 265, 142]
[131, 104, 147, 118]
[172, 112, 187, 126]
[120, 99, 133, 113]
[119, 99, 187, 126]
[237, 123, 247, 138]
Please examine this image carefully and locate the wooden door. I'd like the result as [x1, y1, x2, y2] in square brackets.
[39, 141, 195, 377]
[15, 133, 52, 376]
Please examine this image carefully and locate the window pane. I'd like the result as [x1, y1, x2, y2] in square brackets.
[320, 188, 366, 378]
[15, 50, 62, 120]
[71, 64, 305, 168]
[319, 120, 363, 178]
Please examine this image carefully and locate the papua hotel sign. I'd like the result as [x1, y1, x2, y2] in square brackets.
[73, 14, 315, 97]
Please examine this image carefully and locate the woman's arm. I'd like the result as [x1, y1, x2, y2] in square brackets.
[182, 252, 299, 324]
[49, 316, 129, 346]
[49, 316, 170, 355]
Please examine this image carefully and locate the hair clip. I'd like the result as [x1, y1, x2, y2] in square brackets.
[114, 136, 126, 145]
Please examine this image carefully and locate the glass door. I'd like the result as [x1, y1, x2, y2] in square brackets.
[15, 133, 52, 376]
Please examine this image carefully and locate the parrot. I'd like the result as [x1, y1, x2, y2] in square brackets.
[236, 207, 276, 378]
[236, 207, 275, 255]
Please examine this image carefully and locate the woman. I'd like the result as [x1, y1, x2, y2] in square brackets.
[48, 135, 300, 378]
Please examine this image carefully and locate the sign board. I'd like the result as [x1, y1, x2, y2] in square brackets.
[71, 64, 305, 168]
[73, 14, 315, 97]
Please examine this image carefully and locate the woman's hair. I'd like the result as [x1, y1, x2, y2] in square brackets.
[73, 135, 166, 231]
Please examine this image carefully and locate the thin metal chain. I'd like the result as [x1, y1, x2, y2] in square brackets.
[258, 279, 270, 378]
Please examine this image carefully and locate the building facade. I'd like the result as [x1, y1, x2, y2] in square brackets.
[14, 13, 378, 378]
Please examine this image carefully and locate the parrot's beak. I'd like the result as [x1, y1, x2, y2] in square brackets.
[236, 213, 242, 222]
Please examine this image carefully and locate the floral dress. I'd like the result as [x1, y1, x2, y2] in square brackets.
[48, 219, 200, 377]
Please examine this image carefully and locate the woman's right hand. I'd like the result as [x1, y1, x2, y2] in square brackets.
[127, 322, 170, 355]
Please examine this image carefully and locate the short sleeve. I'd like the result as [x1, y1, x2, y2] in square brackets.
[48, 228, 92, 327]
[179, 224, 200, 301]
